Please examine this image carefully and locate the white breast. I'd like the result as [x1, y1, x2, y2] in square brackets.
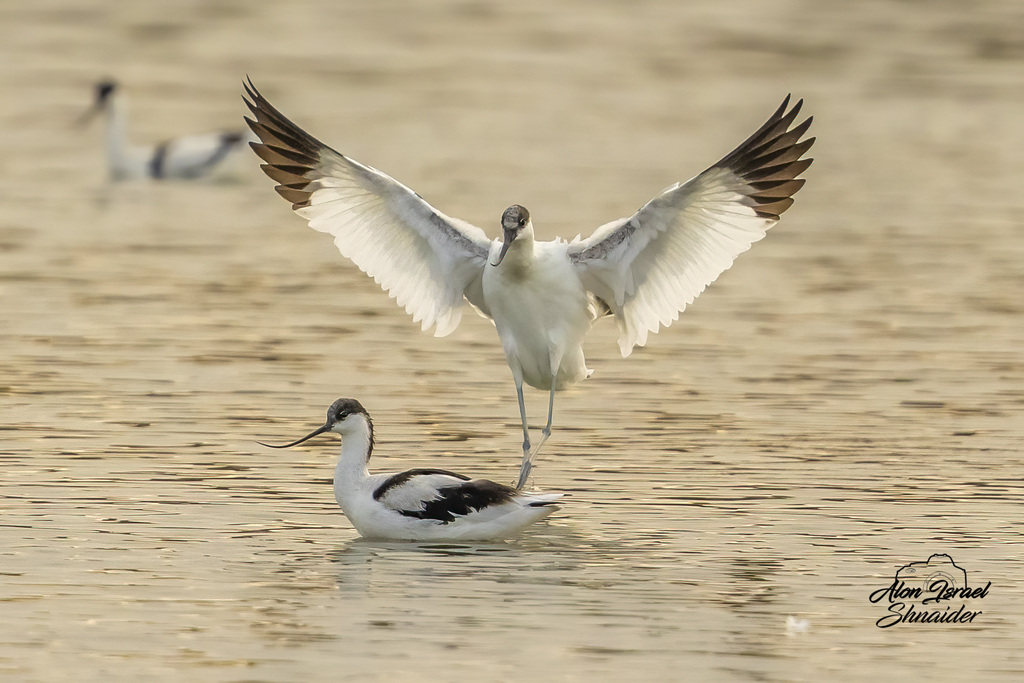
[482, 240, 593, 390]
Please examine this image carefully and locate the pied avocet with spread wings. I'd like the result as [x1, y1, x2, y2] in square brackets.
[244, 80, 814, 489]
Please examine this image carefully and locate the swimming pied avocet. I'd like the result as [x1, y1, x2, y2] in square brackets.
[80, 79, 248, 181]
[260, 398, 563, 541]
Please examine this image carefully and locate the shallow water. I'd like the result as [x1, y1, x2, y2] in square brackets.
[3, 0, 1024, 680]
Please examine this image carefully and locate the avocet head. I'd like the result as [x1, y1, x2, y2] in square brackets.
[95, 80, 118, 104]
[78, 79, 119, 126]
[491, 204, 531, 266]
[259, 398, 372, 449]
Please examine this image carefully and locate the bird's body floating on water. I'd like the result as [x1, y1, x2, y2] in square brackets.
[260, 398, 563, 541]
[244, 81, 814, 489]
[80, 80, 248, 182]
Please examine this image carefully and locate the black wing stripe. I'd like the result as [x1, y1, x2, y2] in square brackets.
[149, 140, 169, 179]
[398, 479, 518, 524]
[372, 468, 471, 501]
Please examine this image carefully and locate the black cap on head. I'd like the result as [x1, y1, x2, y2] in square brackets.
[492, 205, 531, 266]
[257, 397, 371, 450]
[327, 398, 367, 422]
[95, 80, 117, 102]
[501, 204, 530, 231]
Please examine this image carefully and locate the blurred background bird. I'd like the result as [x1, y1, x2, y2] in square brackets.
[79, 79, 250, 182]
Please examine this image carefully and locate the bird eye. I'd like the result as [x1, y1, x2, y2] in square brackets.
[518, 219, 525, 227]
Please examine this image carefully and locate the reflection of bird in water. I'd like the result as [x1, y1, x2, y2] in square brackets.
[79, 80, 248, 181]
[259, 398, 563, 541]
[244, 81, 814, 489]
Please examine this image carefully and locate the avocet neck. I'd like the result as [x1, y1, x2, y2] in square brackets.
[102, 94, 133, 179]
[494, 223, 537, 276]
[332, 414, 373, 499]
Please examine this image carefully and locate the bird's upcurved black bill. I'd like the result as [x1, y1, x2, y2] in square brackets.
[490, 227, 517, 267]
[76, 102, 102, 127]
[258, 423, 331, 449]
[490, 243, 510, 267]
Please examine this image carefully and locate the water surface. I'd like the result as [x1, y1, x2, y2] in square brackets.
[2, 1, 1024, 680]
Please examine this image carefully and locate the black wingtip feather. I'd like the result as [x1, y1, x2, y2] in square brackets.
[242, 78, 341, 209]
[712, 96, 815, 221]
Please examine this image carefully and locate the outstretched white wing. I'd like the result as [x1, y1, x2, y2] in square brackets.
[569, 96, 814, 356]
[244, 80, 492, 336]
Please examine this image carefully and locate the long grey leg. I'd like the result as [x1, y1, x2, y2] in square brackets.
[516, 341, 562, 488]
[536, 383, 556, 453]
[516, 385, 554, 490]
[514, 377, 532, 488]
